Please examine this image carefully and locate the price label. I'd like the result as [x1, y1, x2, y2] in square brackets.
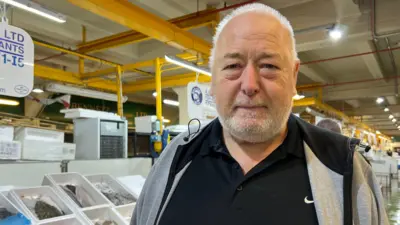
[0, 21, 34, 97]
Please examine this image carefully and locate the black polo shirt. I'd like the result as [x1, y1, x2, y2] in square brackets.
[158, 116, 319, 225]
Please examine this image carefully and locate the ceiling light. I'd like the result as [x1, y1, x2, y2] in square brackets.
[384, 107, 389, 112]
[45, 83, 128, 103]
[293, 94, 305, 100]
[0, 98, 19, 106]
[329, 29, 342, 41]
[397, 126, 400, 129]
[0, 0, 66, 23]
[163, 99, 179, 106]
[163, 119, 171, 123]
[376, 97, 384, 104]
[389, 115, 394, 119]
[32, 88, 44, 93]
[152, 92, 157, 97]
[165, 55, 211, 76]
[392, 118, 397, 123]
[376, 130, 381, 134]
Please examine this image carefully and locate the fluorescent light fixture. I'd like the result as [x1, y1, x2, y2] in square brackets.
[389, 115, 394, 119]
[376, 97, 384, 104]
[329, 29, 342, 40]
[384, 107, 389, 112]
[163, 99, 179, 106]
[0, 0, 66, 23]
[152, 92, 157, 97]
[376, 130, 381, 134]
[163, 119, 171, 123]
[397, 126, 400, 129]
[392, 118, 397, 123]
[32, 88, 44, 93]
[165, 55, 211, 76]
[293, 94, 305, 100]
[0, 98, 19, 106]
[45, 83, 128, 103]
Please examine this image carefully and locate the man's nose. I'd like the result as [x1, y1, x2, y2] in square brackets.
[241, 63, 260, 96]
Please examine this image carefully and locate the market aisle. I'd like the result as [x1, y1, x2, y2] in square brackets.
[384, 179, 400, 224]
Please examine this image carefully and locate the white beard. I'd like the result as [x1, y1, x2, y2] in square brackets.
[218, 100, 292, 143]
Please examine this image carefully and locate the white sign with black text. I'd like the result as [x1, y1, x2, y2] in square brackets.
[0, 21, 34, 97]
[187, 82, 217, 122]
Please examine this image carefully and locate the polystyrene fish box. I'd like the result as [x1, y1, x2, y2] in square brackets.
[21, 140, 75, 161]
[14, 127, 64, 143]
[0, 140, 21, 160]
[0, 126, 14, 141]
[42, 173, 110, 210]
[8, 186, 75, 224]
[85, 174, 136, 207]
[115, 203, 135, 223]
[83, 206, 127, 225]
[37, 217, 85, 225]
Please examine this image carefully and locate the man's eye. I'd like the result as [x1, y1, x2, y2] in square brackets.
[260, 64, 279, 70]
[223, 64, 242, 70]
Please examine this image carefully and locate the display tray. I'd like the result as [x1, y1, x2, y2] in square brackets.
[83, 206, 127, 225]
[42, 173, 110, 210]
[85, 174, 136, 207]
[115, 203, 135, 223]
[38, 216, 84, 225]
[0, 192, 30, 221]
[8, 186, 74, 223]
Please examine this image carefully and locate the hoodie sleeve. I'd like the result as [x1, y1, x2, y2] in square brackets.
[353, 152, 390, 225]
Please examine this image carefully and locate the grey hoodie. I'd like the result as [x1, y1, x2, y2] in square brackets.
[131, 115, 389, 225]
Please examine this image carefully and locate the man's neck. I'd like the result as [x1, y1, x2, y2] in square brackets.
[223, 127, 288, 174]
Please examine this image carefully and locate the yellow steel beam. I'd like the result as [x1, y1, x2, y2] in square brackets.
[292, 97, 316, 107]
[79, 26, 87, 75]
[34, 64, 117, 92]
[81, 52, 201, 81]
[68, 0, 211, 56]
[34, 40, 120, 67]
[77, 9, 218, 53]
[116, 65, 124, 116]
[123, 72, 211, 93]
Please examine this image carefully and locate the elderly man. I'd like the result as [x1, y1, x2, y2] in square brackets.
[131, 3, 388, 225]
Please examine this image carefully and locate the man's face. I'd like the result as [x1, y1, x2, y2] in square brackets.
[211, 12, 299, 143]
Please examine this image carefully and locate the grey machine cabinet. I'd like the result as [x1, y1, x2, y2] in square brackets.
[74, 118, 128, 159]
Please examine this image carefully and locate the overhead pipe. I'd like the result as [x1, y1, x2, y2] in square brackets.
[384, 37, 399, 96]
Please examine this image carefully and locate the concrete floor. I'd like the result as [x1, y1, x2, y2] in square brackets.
[383, 178, 400, 224]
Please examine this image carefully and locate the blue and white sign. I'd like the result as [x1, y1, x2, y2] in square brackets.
[0, 21, 34, 97]
[187, 82, 217, 122]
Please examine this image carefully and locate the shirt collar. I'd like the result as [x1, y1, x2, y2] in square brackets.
[200, 114, 304, 158]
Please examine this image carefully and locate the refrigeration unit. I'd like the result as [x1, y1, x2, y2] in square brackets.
[74, 118, 128, 160]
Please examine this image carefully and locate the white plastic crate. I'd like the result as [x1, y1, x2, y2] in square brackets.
[83, 206, 127, 225]
[14, 127, 64, 143]
[42, 173, 110, 210]
[116, 175, 146, 199]
[0, 126, 14, 141]
[115, 203, 135, 223]
[7, 186, 75, 224]
[0, 140, 21, 160]
[38, 217, 85, 225]
[21, 140, 75, 161]
[0, 192, 31, 220]
[85, 174, 136, 207]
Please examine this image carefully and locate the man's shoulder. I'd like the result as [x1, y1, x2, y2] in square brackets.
[294, 116, 358, 175]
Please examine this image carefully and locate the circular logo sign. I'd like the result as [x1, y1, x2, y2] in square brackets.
[191, 86, 203, 105]
[14, 85, 29, 95]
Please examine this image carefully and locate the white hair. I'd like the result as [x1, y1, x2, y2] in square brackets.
[209, 3, 298, 70]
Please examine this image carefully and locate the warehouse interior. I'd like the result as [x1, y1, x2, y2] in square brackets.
[0, 0, 400, 224]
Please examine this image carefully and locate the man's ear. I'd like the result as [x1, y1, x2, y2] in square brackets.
[292, 60, 300, 96]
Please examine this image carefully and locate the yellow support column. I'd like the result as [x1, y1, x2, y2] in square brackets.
[79, 26, 86, 75]
[155, 57, 163, 152]
[116, 66, 124, 116]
